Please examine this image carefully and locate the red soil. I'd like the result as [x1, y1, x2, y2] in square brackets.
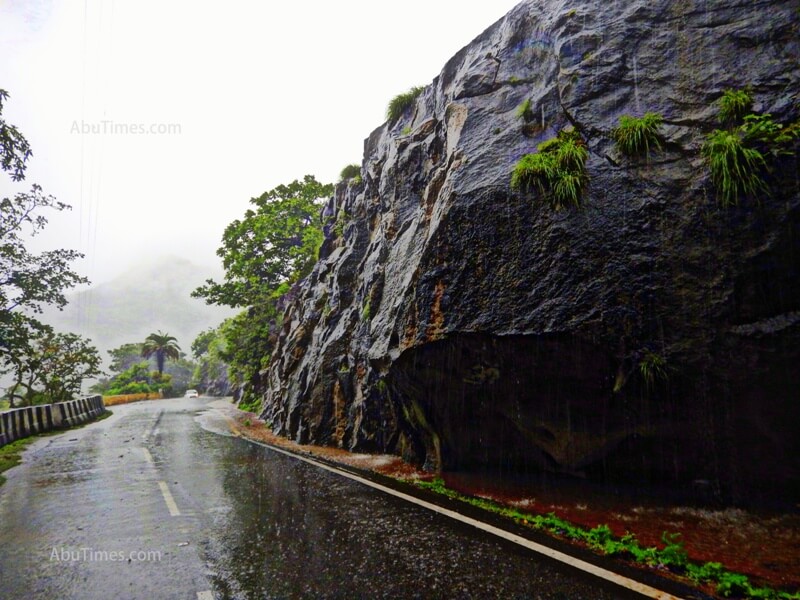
[226, 408, 800, 596]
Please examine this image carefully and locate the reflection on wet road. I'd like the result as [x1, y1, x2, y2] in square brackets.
[0, 398, 625, 599]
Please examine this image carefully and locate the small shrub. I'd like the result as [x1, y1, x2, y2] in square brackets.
[702, 128, 767, 206]
[237, 395, 261, 413]
[718, 88, 753, 125]
[659, 532, 688, 568]
[334, 209, 350, 237]
[613, 112, 664, 158]
[361, 300, 371, 321]
[639, 349, 668, 389]
[511, 128, 588, 210]
[387, 86, 424, 123]
[401, 125, 412, 136]
[716, 572, 752, 597]
[741, 114, 800, 157]
[586, 524, 614, 548]
[511, 152, 556, 195]
[339, 164, 361, 181]
[516, 98, 534, 122]
[408, 478, 800, 600]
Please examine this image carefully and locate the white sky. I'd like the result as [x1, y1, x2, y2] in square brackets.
[0, 0, 520, 286]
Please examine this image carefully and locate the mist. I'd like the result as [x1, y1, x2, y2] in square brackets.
[0, 0, 521, 288]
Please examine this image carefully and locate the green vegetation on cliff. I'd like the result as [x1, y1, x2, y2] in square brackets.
[718, 88, 753, 125]
[192, 175, 333, 406]
[339, 164, 361, 182]
[612, 112, 664, 158]
[386, 86, 424, 123]
[511, 128, 589, 210]
[703, 92, 798, 207]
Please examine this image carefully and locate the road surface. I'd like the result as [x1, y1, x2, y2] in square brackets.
[0, 397, 636, 599]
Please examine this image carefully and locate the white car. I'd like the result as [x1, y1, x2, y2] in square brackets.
[185, 389, 199, 398]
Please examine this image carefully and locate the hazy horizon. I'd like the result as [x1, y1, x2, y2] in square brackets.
[0, 0, 521, 288]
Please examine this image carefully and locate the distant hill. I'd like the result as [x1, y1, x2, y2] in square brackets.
[41, 256, 236, 360]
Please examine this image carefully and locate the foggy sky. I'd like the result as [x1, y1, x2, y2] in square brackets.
[0, 0, 520, 287]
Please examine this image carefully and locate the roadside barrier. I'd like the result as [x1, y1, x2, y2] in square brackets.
[0, 395, 105, 448]
[103, 392, 163, 407]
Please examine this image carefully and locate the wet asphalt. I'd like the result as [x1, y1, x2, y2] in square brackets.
[0, 398, 630, 599]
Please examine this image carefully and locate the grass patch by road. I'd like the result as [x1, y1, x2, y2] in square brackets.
[227, 406, 800, 600]
[0, 438, 30, 487]
[411, 478, 800, 600]
[0, 409, 113, 488]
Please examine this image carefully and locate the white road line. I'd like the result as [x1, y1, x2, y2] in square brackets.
[197, 592, 214, 600]
[142, 410, 164, 441]
[247, 439, 684, 600]
[141, 447, 154, 465]
[157, 481, 181, 517]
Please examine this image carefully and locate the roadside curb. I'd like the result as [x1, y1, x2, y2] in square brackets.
[227, 421, 712, 600]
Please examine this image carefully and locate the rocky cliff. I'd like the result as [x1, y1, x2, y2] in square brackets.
[261, 0, 800, 504]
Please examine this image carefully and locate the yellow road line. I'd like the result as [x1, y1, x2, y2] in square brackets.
[157, 481, 181, 517]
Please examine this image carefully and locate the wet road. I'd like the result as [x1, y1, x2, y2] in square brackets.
[0, 398, 628, 599]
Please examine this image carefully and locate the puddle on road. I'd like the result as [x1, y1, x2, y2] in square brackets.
[194, 407, 237, 438]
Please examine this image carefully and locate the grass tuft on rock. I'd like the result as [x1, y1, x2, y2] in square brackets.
[612, 112, 663, 158]
[511, 128, 588, 210]
[718, 88, 753, 125]
[516, 98, 534, 122]
[702, 128, 767, 207]
[386, 86, 424, 123]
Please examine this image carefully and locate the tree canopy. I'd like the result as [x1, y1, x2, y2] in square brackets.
[0, 89, 32, 182]
[191, 175, 332, 407]
[0, 89, 95, 406]
[193, 175, 332, 309]
[141, 331, 182, 375]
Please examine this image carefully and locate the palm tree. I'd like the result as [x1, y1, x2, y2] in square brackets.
[141, 331, 181, 375]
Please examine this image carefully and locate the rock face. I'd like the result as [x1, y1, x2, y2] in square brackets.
[261, 0, 800, 504]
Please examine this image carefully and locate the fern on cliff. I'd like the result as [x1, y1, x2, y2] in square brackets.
[511, 128, 588, 210]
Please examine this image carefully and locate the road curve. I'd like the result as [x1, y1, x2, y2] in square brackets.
[0, 397, 663, 599]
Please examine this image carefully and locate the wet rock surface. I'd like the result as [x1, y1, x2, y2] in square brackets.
[262, 0, 800, 504]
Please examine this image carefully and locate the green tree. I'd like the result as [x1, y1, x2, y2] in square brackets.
[0, 89, 91, 403]
[192, 175, 333, 308]
[108, 342, 144, 373]
[6, 330, 102, 405]
[141, 331, 182, 375]
[94, 361, 172, 396]
[35, 332, 103, 402]
[192, 175, 331, 407]
[0, 89, 32, 181]
[0, 186, 88, 316]
[190, 325, 230, 396]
